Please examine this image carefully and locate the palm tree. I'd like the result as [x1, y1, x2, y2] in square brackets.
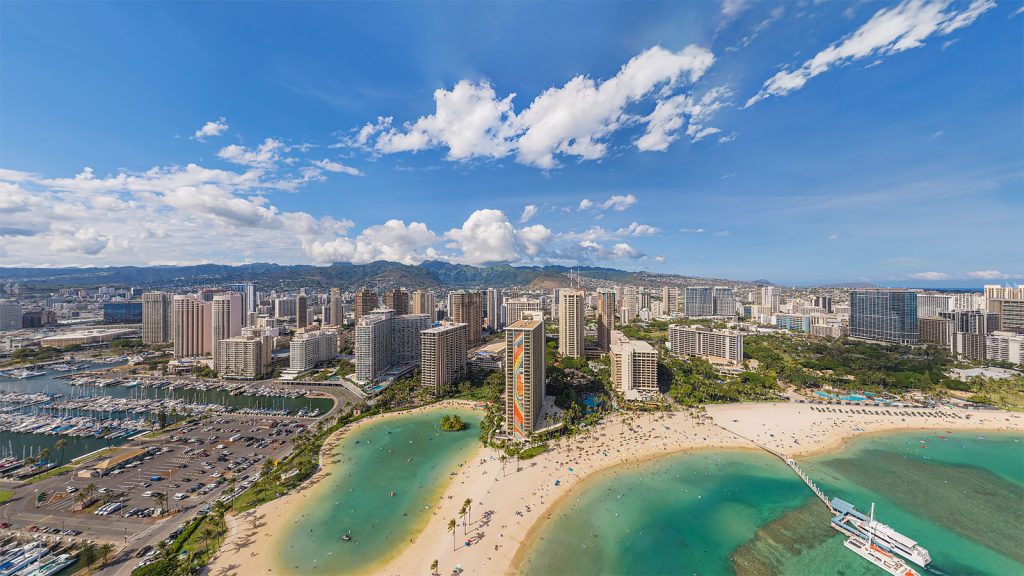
[458, 502, 467, 535]
[98, 543, 114, 567]
[84, 483, 97, 500]
[499, 453, 507, 477]
[447, 518, 457, 551]
[430, 559, 439, 575]
[38, 448, 50, 464]
[155, 493, 167, 515]
[54, 439, 67, 465]
[463, 498, 473, 531]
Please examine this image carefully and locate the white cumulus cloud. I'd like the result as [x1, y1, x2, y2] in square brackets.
[193, 117, 229, 141]
[359, 44, 717, 169]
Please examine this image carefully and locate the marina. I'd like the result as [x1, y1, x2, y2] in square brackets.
[0, 538, 79, 576]
[0, 363, 335, 467]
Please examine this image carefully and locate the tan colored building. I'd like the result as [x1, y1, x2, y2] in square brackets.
[558, 289, 586, 358]
[216, 334, 273, 379]
[661, 286, 679, 316]
[420, 323, 468, 395]
[173, 296, 212, 358]
[141, 291, 173, 344]
[609, 330, 658, 400]
[411, 290, 436, 319]
[353, 288, 378, 325]
[328, 288, 344, 326]
[668, 324, 744, 365]
[505, 318, 546, 441]
[596, 288, 616, 353]
[450, 290, 483, 347]
[505, 297, 543, 325]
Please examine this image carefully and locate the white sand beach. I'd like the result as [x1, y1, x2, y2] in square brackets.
[208, 402, 1023, 576]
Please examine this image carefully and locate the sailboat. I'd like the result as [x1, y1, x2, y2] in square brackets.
[843, 503, 920, 576]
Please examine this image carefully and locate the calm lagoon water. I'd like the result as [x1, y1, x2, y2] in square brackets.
[273, 407, 483, 575]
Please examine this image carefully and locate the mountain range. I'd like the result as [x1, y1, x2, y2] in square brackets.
[1, 261, 644, 291]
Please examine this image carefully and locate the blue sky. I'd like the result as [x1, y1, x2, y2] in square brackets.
[1, 0, 1021, 286]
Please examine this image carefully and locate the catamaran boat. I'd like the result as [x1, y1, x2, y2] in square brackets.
[831, 498, 931, 567]
[849, 511, 932, 567]
[843, 503, 920, 576]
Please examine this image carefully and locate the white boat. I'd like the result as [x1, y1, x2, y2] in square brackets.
[844, 504, 920, 576]
[849, 508, 931, 566]
[2, 369, 46, 379]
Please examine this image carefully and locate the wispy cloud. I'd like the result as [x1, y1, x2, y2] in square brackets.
[745, 0, 995, 107]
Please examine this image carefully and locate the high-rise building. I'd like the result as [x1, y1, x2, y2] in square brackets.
[550, 288, 565, 320]
[420, 323, 468, 395]
[596, 288, 616, 353]
[668, 325, 744, 364]
[609, 330, 658, 400]
[227, 283, 256, 325]
[411, 290, 436, 319]
[505, 297, 543, 325]
[984, 284, 1024, 300]
[383, 289, 410, 315]
[0, 301, 21, 332]
[216, 334, 273, 379]
[951, 292, 985, 311]
[712, 287, 736, 317]
[505, 318, 546, 441]
[757, 286, 781, 313]
[296, 294, 308, 328]
[212, 293, 242, 370]
[684, 287, 714, 317]
[917, 294, 952, 318]
[172, 296, 212, 358]
[449, 290, 483, 347]
[328, 288, 345, 327]
[141, 292, 173, 344]
[290, 330, 338, 371]
[661, 287, 679, 316]
[102, 302, 143, 324]
[919, 317, 954, 347]
[812, 295, 832, 313]
[849, 289, 919, 345]
[622, 286, 640, 323]
[486, 288, 503, 331]
[987, 297, 1024, 334]
[353, 288, 378, 325]
[354, 309, 432, 382]
[939, 310, 999, 335]
[986, 331, 1024, 364]
[558, 289, 586, 358]
[212, 293, 242, 343]
[273, 297, 297, 319]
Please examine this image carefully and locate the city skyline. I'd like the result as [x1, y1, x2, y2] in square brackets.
[1, 1, 1022, 286]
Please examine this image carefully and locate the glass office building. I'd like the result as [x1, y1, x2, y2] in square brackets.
[103, 301, 143, 324]
[849, 289, 919, 344]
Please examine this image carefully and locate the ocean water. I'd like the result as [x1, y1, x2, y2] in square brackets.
[272, 407, 484, 575]
[521, 431, 1024, 576]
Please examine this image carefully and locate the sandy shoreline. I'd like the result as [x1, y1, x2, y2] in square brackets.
[209, 402, 1023, 576]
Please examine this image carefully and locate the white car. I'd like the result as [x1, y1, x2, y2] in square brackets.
[173, 493, 188, 501]
[141, 491, 154, 497]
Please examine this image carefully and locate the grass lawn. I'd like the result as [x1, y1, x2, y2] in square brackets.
[25, 466, 73, 484]
[0, 490, 13, 504]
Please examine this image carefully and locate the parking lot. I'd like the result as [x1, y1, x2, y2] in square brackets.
[4, 413, 310, 543]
